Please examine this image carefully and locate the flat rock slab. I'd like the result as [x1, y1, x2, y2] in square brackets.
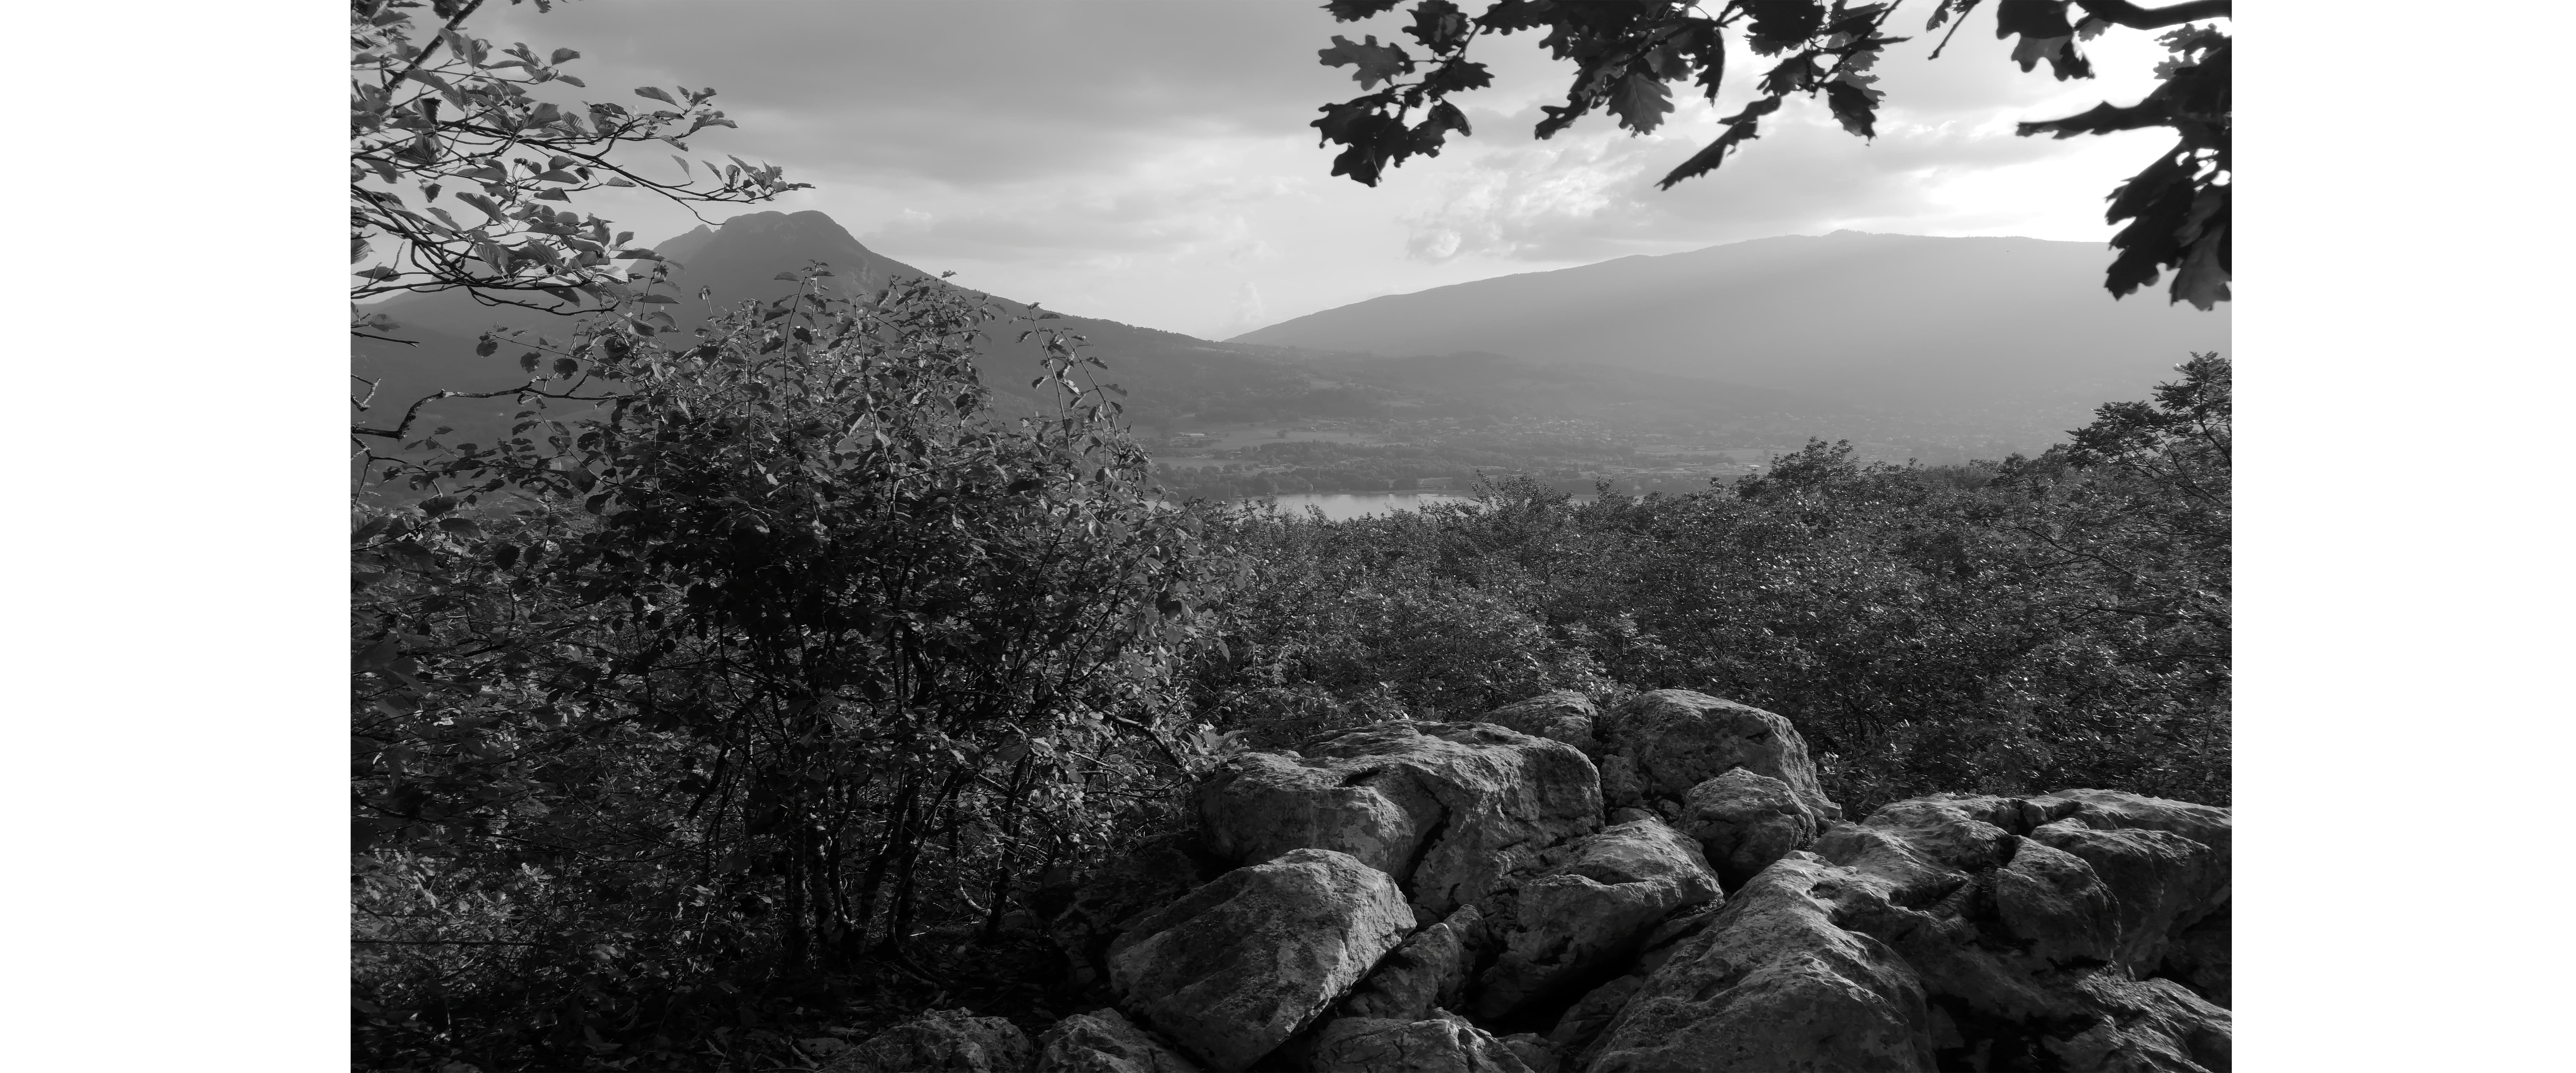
[1107, 848, 1414, 1071]
[1197, 722, 1602, 915]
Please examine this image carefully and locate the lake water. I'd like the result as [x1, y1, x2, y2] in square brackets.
[1234, 492, 1477, 520]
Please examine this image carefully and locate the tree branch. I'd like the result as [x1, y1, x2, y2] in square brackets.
[351, 381, 623, 442]
[386, 0, 488, 89]
[2068, 0, 2229, 29]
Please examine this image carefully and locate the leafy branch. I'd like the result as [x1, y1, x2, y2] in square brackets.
[1308, 0, 2229, 306]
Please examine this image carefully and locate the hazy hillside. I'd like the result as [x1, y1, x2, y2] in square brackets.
[352, 216, 2209, 480]
[351, 210, 1339, 443]
[351, 211, 1824, 446]
[1229, 231, 2230, 423]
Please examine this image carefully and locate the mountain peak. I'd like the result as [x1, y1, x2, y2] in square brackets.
[706, 209, 865, 245]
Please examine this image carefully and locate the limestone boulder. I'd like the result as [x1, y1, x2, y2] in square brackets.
[1344, 905, 1486, 1022]
[1585, 853, 1937, 1073]
[1991, 839, 2122, 967]
[1302, 1010, 1536, 1073]
[1196, 722, 1602, 915]
[1678, 768, 1822, 891]
[1106, 848, 1414, 1071]
[1597, 691, 1841, 820]
[1470, 819, 1721, 1021]
[824, 1009, 1036, 1073]
[1031, 1009, 1200, 1073]
[1477, 691, 1601, 753]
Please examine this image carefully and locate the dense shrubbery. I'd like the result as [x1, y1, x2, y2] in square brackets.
[352, 340, 2227, 1071]
[352, 269, 1238, 1069]
[1187, 354, 2231, 813]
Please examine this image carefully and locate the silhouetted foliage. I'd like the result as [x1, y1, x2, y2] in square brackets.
[350, 0, 802, 327]
[350, 0, 806, 453]
[1308, 0, 2230, 307]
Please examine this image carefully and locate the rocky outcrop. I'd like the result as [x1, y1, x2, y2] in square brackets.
[1029, 695, 2228, 1073]
[1588, 788, 2230, 1072]
[1105, 848, 1414, 1070]
[1596, 690, 1842, 820]
[1302, 1010, 1536, 1073]
[1031, 1009, 1200, 1073]
[1678, 767, 1822, 891]
[1470, 819, 1720, 1021]
[1476, 692, 1600, 752]
[1195, 722, 1602, 915]
[825, 1009, 1036, 1073]
[1344, 905, 1486, 1022]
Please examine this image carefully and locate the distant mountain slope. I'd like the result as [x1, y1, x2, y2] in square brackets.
[352, 210, 1327, 440]
[1228, 232, 2230, 418]
[351, 216, 2186, 475]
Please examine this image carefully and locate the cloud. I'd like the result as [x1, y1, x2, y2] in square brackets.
[457, 0, 2200, 337]
[478, 0, 1354, 187]
[1390, 26, 2185, 265]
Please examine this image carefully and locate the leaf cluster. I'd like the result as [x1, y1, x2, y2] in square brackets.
[350, 0, 809, 337]
[1308, 0, 2230, 306]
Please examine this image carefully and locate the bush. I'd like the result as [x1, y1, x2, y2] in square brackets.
[352, 269, 1232, 1069]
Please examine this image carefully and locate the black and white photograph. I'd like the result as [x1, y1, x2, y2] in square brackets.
[9, 1, 2567, 1070]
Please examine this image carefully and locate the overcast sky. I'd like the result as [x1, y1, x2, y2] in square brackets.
[474, 0, 2183, 339]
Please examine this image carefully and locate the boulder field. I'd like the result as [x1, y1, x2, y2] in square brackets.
[826, 689, 2230, 1073]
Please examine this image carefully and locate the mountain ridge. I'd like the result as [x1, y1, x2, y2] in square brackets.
[1229, 230, 2229, 419]
[353, 213, 2214, 481]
